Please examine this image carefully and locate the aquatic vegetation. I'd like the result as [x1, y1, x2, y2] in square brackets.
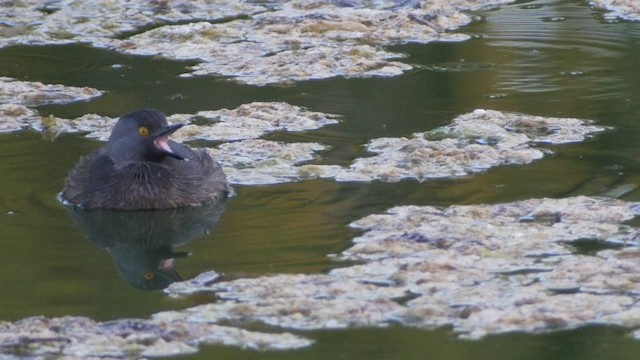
[0, 0, 514, 85]
[1, 0, 638, 357]
[170, 102, 341, 142]
[0, 77, 102, 107]
[3, 98, 606, 186]
[0, 104, 39, 133]
[333, 109, 607, 182]
[113, 0, 481, 85]
[0, 0, 269, 48]
[0, 77, 102, 134]
[208, 139, 330, 185]
[0, 315, 312, 357]
[4, 196, 640, 356]
[162, 196, 640, 340]
[26, 102, 340, 185]
[590, 0, 640, 21]
[10, 104, 606, 186]
[29, 101, 338, 141]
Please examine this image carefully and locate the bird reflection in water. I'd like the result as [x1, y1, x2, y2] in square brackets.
[65, 200, 226, 290]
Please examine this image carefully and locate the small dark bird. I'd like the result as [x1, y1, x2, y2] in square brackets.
[61, 109, 228, 210]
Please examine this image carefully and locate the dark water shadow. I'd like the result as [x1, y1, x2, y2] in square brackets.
[65, 200, 226, 290]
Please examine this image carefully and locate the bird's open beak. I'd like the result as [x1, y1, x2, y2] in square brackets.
[153, 124, 184, 160]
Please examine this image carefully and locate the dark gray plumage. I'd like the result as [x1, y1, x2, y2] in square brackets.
[61, 109, 228, 210]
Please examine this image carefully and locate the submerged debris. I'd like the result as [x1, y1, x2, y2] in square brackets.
[590, 0, 640, 21]
[0, 77, 102, 107]
[334, 109, 607, 182]
[163, 196, 640, 340]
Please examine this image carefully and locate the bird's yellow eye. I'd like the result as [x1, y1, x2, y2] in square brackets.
[143, 272, 155, 280]
[138, 126, 149, 137]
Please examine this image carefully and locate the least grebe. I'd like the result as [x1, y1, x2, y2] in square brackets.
[61, 109, 228, 210]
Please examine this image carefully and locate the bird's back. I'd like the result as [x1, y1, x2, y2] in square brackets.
[62, 146, 228, 210]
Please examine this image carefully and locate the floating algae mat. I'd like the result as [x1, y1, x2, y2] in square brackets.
[162, 196, 640, 342]
[1, 0, 640, 358]
[5, 196, 640, 357]
[1, 98, 607, 186]
[0, 77, 103, 132]
[590, 0, 640, 21]
[0, 0, 512, 85]
[0, 0, 636, 85]
[0, 316, 311, 357]
[331, 109, 607, 182]
[0, 77, 102, 107]
[0, 76, 623, 356]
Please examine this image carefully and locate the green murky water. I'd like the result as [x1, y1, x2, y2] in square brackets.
[2, 0, 640, 358]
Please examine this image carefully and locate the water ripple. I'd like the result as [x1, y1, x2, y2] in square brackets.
[474, 0, 638, 99]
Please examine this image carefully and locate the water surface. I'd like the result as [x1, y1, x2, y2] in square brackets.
[2, 0, 640, 358]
